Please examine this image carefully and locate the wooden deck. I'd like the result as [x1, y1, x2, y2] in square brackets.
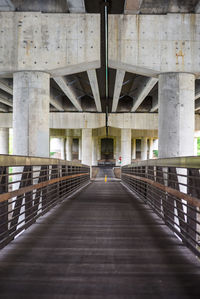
[0, 181, 200, 298]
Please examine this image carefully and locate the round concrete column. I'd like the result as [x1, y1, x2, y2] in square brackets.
[121, 129, 131, 166]
[13, 72, 50, 157]
[82, 129, 92, 166]
[0, 128, 9, 154]
[78, 137, 82, 161]
[132, 138, 136, 160]
[158, 73, 195, 158]
[66, 137, 73, 161]
[141, 137, 148, 160]
[149, 138, 154, 159]
[92, 136, 98, 166]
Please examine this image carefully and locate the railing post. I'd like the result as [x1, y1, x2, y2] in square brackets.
[0, 166, 8, 241]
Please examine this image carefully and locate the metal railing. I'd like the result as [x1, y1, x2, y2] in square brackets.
[0, 155, 90, 249]
[122, 157, 200, 257]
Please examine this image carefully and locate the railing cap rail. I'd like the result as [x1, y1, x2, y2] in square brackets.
[0, 154, 89, 168]
[122, 156, 200, 169]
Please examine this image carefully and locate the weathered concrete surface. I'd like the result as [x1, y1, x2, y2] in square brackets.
[0, 127, 9, 154]
[141, 137, 148, 160]
[82, 128, 92, 165]
[158, 73, 195, 158]
[109, 14, 200, 77]
[2, 112, 200, 131]
[112, 69, 125, 112]
[121, 128, 131, 166]
[13, 71, 50, 157]
[0, 12, 100, 77]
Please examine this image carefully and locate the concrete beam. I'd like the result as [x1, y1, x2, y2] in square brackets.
[0, 94, 12, 107]
[112, 69, 125, 112]
[109, 14, 200, 76]
[195, 98, 200, 111]
[0, 80, 13, 95]
[87, 69, 102, 112]
[124, 0, 143, 14]
[131, 77, 158, 112]
[196, 1, 200, 13]
[67, 0, 85, 13]
[150, 93, 158, 112]
[50, 89, 65, 112]
[0, 102, 8, 112]
[0, 0, 15, 11]
[54, 76, 82, 111]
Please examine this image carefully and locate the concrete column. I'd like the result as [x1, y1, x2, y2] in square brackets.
[158, 73, 195, 158]
[82, 129, 92, 166]
[78, 137, 82, 161]
[149, 138, 154, 159]
[0, 128, 9, 154]
[141, 137, 148, 160]
[121, 129, 131, 166]
[132, 138, 136, 160]
[13, 72, 50, 157]
[66, 137, 72, 161]
[115, 136, 121, 166]
[60, 138, 66, 160]
[92, 136, 98, 166]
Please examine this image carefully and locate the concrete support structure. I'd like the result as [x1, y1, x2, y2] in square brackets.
[78, 137, 82, 161]
[158, 73, 195, 158]
[194, 137, 198, 156]
[132, 138, 136, 160]
[82, 129, 92, 166]
[121, 129, 131, 166]
[92, 136, 98, 166]
[149, 138, 154, 159]
[66, 137, 72, 161]
[13, 72, 50, 157]
[0, 128, 9, 154]
[141, 137, 148, 160]
[60, 138, 66, 160]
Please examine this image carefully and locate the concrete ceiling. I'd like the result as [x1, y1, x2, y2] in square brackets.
[0, 0, 200, 114]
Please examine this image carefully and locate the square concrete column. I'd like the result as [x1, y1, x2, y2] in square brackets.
[121, 129, 131, 166]
[82, 129, 92, 166]
[141, 137, 148, 160]
[66, 137, 73, 161]
[60, 138, 66, 160]
[0, 128, 9, 154]
[149, 138, 154, 159]
[13, 72, 50, 157]
[132, 138, 136, 160]
[158, 73, 195, 158]
[92, 136, 98, 166]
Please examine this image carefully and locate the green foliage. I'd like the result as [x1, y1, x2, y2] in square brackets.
[197, 138, 200, 156]
[153, 150, 158, 157]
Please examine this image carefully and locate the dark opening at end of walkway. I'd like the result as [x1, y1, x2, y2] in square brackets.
[0, 180, 200, 298]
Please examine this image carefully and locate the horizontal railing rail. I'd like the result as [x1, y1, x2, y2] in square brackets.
[0, 155, 90, 249]
[122, 156, 200, 257]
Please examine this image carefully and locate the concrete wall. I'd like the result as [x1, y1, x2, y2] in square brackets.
[109, 14, 200, 77]
[0, 12, 100, 76]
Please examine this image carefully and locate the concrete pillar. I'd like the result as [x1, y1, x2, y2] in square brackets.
[149, 138, 154, 159]
[0, 128, 9, 154]
[141, 137, 148, 160]
[158, 73, 195, 158]
[78, 137, 82, 161]
[115, 136, 121, 166]
[82, 129, 92, 166]
[92, 136, 98, 166]
[121, 129, 131, 166]
[13, 72, 50, 157]
[60, 138, 66, 160]
[132, 138, 136, 160]
[66, 137, 72, 161]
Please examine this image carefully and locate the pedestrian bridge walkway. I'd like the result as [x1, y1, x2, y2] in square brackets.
[0, 155, 200, 298]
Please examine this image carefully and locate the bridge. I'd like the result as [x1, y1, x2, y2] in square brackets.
[0, 0, 200, 298]
[0, 155, 200, 298]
